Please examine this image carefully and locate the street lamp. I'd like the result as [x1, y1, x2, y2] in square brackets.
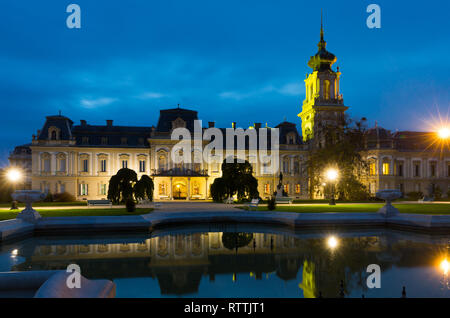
[438, 127, 450, 139]
[325, 168, 338, 205]
[6, 168, 22, 210]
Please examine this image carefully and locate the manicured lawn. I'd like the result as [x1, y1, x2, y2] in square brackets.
[0, 208, 153, 221]
[241, 203, 450, 215]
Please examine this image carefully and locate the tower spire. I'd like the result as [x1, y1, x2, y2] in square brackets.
[318, 10, 327, 50]
[320, 9, 324, 42]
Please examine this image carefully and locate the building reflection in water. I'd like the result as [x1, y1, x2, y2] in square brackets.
[8, 230, 450, 297]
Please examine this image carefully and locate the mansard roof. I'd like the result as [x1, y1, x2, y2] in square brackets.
[37, 115, 74, 141]
[275, 121, 303, 145]
[72, 124, 152, 147]
[156, 107, 198, 133]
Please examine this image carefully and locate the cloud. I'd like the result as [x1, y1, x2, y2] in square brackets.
[219, 82, 303, 100]
[136, 92, 167, 100]
[80, 97, 118, 109]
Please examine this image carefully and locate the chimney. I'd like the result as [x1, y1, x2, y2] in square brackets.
[80, 120, 87, 126]
[106, 120, 113, 126]
[208, 121, 215, 128]
[232, 122, 236, 129]
[254, 123, 262, 129]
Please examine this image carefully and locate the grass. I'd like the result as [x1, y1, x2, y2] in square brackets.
[0, 208, 153, 221]
[241, 203, 450, 215]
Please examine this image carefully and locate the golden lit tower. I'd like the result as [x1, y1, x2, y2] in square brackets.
[298, 14, 348, 143]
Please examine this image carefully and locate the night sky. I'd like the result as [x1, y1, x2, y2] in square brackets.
[0, 0, 449, 166]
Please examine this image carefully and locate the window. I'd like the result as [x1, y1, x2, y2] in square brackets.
[139, 160, 146, 172]
[60, 184, 65, 193]
[51, 130, 57, 140]
[82, 137, 89, 145]
[59, 158, 66, 172]
[100, 184, 107, 196]
[79, 184, 88, 196]
[414, 163, 420, 177]
[295, 184, 301, 194]
[283, 184, 289, 194]
[159, 183, 166, 195]
[324, 80, 330, 99]
[100, 159, 107, 172]
[122, 160, 128, 169]
[382, 163, 390, 175]
[158, 154, 168, 171]
[101, 137, 108, 145]
[264, 183, 270, 194]
[192, 182, 200, 195]
[82, 159, 89, 172]
[43, 158, 51, 172]
[398, 163, 403, 177]
[369, 162, 376, 176]
[121, 137, 127, 145]
[283, 159, 289, 173]
[430, 163, 436, 177]
[294, 161, 300, 174]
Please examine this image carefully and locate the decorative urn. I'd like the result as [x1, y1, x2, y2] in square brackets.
[11, 190, 46, 223]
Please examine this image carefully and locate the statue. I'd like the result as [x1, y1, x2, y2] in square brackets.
[276, 172, 283, 198]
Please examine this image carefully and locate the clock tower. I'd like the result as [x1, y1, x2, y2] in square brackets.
[299, 16, 348, 144]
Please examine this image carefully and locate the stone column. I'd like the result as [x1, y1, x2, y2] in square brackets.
[290, 156, 294, 176]
[51, 153, 56, 175]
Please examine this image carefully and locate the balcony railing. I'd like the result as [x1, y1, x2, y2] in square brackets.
[151, 168, 209, 177]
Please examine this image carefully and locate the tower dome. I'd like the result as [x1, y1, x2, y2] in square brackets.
[307, 14, 337, 71]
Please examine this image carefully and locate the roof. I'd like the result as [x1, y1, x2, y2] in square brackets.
[155, 107, 199, 133]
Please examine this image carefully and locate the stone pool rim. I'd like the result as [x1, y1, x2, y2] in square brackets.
[1, 210, 450, 243]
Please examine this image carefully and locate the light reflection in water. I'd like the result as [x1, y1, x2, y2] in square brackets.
[0, 228, 449, 298]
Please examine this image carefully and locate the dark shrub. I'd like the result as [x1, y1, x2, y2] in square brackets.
[267, 197, 276, 211]
[125, 198, 136, 212]
[406, 191, 423, 201]
[43, 192, 54, 202]
[53, 192, 76, 202]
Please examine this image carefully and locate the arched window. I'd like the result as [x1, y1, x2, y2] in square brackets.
[324, 80, 330, 99]
[51, 131, 57, 140]
[158, 153, 168, 171]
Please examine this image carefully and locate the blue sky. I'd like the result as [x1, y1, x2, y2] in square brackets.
[0, 0, 449, 166]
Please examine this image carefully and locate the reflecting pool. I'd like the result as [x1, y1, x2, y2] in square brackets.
[1, 224, 449, 298]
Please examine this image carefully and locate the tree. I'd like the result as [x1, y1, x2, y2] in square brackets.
[211, 159, 259, 202]
[135, 175, 154, 201]
[107, 168, 138, 204]
[222, 232, 254, 250]
[307, 117, 370, 201]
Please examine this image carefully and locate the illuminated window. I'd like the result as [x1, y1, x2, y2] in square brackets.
[283, 184, 289, 194]
[382, 163, 390, 175]
[193, 182, 200, 195]
[79, 183, 88, 196]
[264, 183, 270, 194]
[100, 184, 107, 196]
[295, 184, 301, 194]
[369, 162, 376, 176]
[159, 183, 166, 195]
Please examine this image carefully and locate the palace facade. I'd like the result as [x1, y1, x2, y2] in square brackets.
[9, 22, 450, 200]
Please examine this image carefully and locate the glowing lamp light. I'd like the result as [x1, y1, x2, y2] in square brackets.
[11, 249, 18, 258]
[438, 127, 450, 139]
[440, 259, 449, 275]
[6, 169, 22, 183]
[325, 168, 338, 182]
[327, 236, 339, 249]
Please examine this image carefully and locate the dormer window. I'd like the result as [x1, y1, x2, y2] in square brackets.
[121, 137, 128, 145]
[101, 137, 108, 145]
[48, 126, 61, 141]
[82, 137, 89, 145]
